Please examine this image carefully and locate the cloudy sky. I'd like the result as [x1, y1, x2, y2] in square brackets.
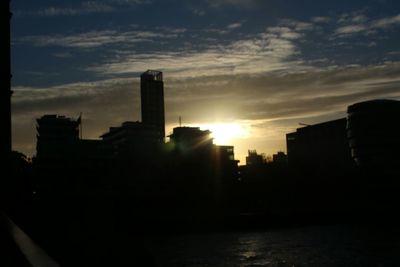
[11, 0, 400, 164]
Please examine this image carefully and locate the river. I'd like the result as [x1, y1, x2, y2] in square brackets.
[142, 224, 400, 267]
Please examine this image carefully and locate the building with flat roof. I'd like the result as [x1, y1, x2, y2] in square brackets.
[245, 150, 265, 166]
[141, 70, 165, 142]
[36, 115, 80, 159]
[286, 118, 354, 170]
[101, 121, 161, 158]
[169, 126, 213, 153]
[272, 151, 287, 164]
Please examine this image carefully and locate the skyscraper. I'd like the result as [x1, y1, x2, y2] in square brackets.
[140, 70, 165, 142]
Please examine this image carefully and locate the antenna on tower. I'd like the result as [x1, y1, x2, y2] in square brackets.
[179, 116, 182, 127]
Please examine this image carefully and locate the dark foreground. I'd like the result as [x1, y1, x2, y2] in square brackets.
[2, 209, 400, 267]
[143, 224, 400, 267]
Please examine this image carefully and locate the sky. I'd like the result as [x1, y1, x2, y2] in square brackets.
[10, 0, 400, 164]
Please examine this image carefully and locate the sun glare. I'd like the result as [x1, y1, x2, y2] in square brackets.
[198, 123, 249, 145]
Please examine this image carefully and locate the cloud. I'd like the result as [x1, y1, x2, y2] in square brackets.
[87, 36, 301, 77]
[278, 19, 314, 32]
[84, 23, 310, 78]
[371, 14, 400, 29]
[311, 16, 331, 23]
[227, 22, 243, 30]
[14, 0, 152, 17]
[266, 26, 303, 40]
[334, 13, 400, 37]
[27, 2, 115, 17]
[17, 29, 183, 48]
[335, 25, 367, 35]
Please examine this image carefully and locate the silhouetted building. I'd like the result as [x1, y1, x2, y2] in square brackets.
[214, 145, 239, 182]
[141, 70, 165, 142]
[215, 146, 235, 161]
[169, 126, 213, 154]
[347, 99, 400, 174]
[272, 151, 287, 164]
[286, 118, 354, 170]
[36, 115, 80, 159]
[101, 121, 161, 158]
[246, 150, 265, 166]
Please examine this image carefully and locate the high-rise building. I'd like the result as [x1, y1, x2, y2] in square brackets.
[140, 70, 165, 142]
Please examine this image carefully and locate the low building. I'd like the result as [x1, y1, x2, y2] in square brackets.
[272, 151, 287, 164]
[245, 150, 265, 166]
[36, 115, 80, 159]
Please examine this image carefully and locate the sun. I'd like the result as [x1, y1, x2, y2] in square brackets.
[198, 123, 249, 145]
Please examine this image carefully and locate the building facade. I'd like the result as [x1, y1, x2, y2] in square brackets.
[347, 99, 400, 173]
[245, 150, 265, 166]
[140, 70, 165, 142]
[36, 115, 80, 159]
[101, 121, 161, 158]
[286, 118, 354, 170]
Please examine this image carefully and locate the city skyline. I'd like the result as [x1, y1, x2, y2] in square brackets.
[10, 0, 400, 163]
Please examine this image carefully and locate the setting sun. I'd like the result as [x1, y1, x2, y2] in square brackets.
[197, 123, 249, 145]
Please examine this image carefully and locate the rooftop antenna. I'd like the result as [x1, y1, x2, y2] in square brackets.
[179, 116, 182, 127]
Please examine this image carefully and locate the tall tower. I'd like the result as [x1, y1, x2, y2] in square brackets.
[1, 0, 12, 161]
[140, 70, 165, 142]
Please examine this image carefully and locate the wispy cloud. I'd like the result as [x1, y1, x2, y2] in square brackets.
[371, 14, 400, 29]
[335, 24, 367, 35]
[74, 19, 315, 78]
[17, 29, 184, 48]
[20, 2, 114, 17]
[86, 27, 304, 77]
[14, 0, 151, 17]
[278, 19, 314, 32]
[334, 13, 400, 37]
[227, 22, 243, 30]
[311, 16, 331, 23]
[266, 26, 303, 40]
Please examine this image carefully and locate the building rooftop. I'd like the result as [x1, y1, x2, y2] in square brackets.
[347, 99, 400, 113]
[141, 70, 163, 81]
